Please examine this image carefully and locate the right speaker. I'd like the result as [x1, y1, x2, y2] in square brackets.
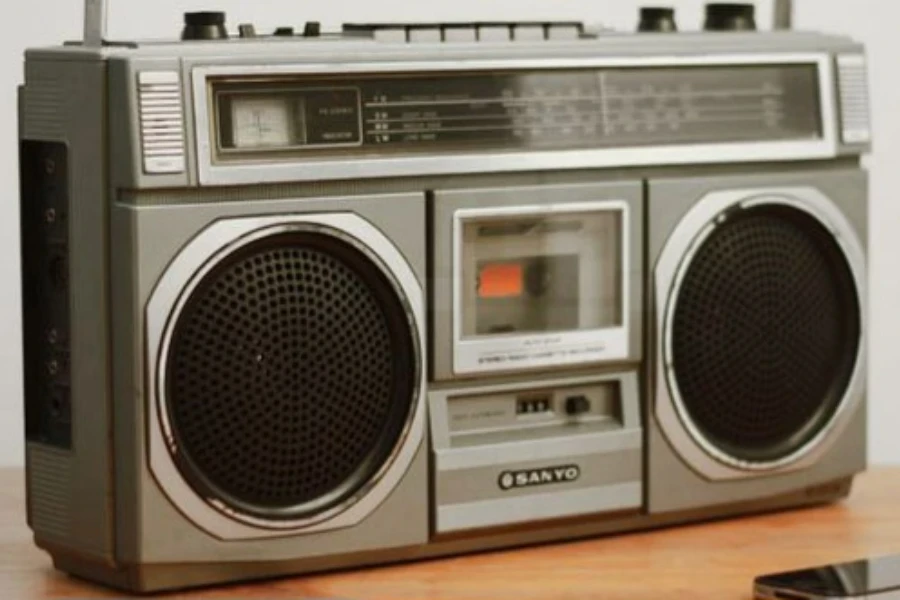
[648, 168, 867, 513]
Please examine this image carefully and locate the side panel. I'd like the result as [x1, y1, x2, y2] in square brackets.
[645, 167, 868, 513]
[21, 57, 114, 561]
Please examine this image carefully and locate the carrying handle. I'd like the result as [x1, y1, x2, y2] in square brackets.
[83, 0, 108, 47]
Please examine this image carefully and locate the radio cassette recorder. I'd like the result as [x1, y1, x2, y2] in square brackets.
[18, 0, 871, 592]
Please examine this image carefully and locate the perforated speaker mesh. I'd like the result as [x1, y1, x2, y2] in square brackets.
[670, 204, 861, 464]
[164, 230, 418, 520]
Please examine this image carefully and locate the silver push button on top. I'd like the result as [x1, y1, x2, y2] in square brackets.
[342, 22, 584, 43]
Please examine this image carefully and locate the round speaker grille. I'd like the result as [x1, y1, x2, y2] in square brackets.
[163, 229, 418, 521]
[669, 204, 861, 464]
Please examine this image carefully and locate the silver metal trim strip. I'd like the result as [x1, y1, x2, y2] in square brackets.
[436, 481, 641, 533]
[435, 430, 642, 472]
[190, 53, 838, 186]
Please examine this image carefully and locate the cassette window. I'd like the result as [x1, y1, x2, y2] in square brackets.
[460, 208, 623, 338]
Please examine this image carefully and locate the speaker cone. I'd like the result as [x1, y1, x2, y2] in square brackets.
[162, 229, 419, 522]
[668, 204, 861, 465]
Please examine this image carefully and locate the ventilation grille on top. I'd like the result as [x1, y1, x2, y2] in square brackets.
[836, 54, 872, 145]
[138, 71, 186, 175]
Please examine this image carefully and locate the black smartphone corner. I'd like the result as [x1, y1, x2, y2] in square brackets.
[754, 554, 900, 599]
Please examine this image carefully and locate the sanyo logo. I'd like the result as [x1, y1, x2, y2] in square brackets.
[498, 465, 581, 491]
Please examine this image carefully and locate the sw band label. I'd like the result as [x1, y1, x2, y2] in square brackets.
[498, 465, 581, 491]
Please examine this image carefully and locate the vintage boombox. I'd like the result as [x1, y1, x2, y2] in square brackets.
[18, 0, 871, 592]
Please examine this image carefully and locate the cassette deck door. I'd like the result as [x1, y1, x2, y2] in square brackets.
[431, 180, 643, 381]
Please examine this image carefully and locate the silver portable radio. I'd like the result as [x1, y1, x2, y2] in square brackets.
[19, 0, 871, 592]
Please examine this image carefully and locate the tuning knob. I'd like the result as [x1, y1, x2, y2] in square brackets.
[639, 7, 677, 32]
[182, 12, 228, 40]
[704, 3, 756, 31]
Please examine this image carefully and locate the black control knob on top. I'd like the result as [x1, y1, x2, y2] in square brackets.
[303, 22, 322, 37]
[704, 3, 756, 31]
[639, 7, 677, 32]
[182, 12, 228, 40]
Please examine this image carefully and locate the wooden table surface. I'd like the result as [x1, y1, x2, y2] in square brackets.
[2, 468, 899, 599]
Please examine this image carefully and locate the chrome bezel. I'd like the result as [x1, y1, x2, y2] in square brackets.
[191, 53, 838, 186]
[654, 187, 867, 479]
[145, 213, 426, 540]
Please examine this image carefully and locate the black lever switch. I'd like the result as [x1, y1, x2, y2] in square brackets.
[565, 395, 592, 417]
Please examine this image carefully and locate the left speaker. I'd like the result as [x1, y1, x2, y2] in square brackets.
[143, 207, 428, 538]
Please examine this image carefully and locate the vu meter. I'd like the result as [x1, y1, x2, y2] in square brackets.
[229, 96, 296, 149]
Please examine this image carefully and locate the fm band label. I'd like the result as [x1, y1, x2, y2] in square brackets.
[498, 465, 581, 491]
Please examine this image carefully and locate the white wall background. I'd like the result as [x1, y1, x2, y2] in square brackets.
[0, 0, 896, 466]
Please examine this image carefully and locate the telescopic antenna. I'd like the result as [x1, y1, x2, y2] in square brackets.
[84, 0, 108, 47]
[773, 0, 793, 29]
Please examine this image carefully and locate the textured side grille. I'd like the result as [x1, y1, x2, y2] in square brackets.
[27, 444, 71, 542]
[669, 205, 861, 464]
[22, 74, 64, 140]
[138, 71, 185, 174]
[836, 54, 872, 145]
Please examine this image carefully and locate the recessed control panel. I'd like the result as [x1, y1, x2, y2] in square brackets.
[449, 382, 622, 436]
[429, 373, 643, 533]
